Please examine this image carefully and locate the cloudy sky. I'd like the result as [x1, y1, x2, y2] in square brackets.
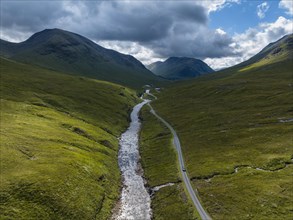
[1, 0, 292, 69]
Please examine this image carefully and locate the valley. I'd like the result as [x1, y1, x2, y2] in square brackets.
[0, 28, 292, 220]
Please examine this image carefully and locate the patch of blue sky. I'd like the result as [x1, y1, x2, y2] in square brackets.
[209, 0, 291, 35]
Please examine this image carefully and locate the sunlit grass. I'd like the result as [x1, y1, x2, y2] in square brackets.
[140, 107, 198, 220]
[152, 59, 293, 219]
[0, 58, 138, 219]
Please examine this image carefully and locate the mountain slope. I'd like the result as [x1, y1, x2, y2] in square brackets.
[147, 57, 214, 80]
[0, 57, 139, 219]
[150, 34, 293, 219]
[0, 29, 161, 88]
[235, 33, 293, 70]
[147, 61, 163, 72]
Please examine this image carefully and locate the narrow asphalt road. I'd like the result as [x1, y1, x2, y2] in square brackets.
[146, 90, 211, 220]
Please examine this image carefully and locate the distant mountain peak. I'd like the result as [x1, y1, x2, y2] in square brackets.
[148, 56, 214, 80]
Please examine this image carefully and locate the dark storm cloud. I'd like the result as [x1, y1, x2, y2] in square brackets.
[79, 1, 208, 42]
[0, 0, 237, 59]
[90, 7, 173, 42]
[1, 1, 70, 31]
[143, 22, 238, 59]
[171, 3, 208, 23]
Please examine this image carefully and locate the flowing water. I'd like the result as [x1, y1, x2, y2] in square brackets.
[115, 99, 152, 220]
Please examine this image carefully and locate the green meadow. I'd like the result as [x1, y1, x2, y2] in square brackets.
[139, 106, 198, 220]
[0, 58, 138, 219]
[152, 58, 293, 219]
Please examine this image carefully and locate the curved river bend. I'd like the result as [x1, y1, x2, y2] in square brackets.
[115, 99, 151, 220]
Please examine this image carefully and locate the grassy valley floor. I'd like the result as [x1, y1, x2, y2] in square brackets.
[0, 58, 138, 219]
[152, 59, 293, 219]
[139, 106, 199, 220]
[194, 165, 293, 219]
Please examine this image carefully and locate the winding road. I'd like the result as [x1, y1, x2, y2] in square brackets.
[146, 90, 211, 220]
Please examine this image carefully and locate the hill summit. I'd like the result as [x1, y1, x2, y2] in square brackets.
[0, 28, 160, 88]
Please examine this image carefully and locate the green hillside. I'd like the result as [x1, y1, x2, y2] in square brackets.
[0, 29, 163, 89]
[236, 34, 293, 69]
[0, 57, 138, 219]
[151, 35, 293, 219]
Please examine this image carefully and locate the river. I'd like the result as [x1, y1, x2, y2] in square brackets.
[115, 99, 152, 220]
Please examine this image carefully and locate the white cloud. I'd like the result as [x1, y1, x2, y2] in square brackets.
[206, 16, 293, 69]
[0, 27, 31, 42]
[216, 28, 227, 35]
[204, 57, 243, 70]
[97, 40, 161, 65]
[199, 0, 241, 13]
[234, 16, 292, 59]
[279, 0, 293, 15]
[257, 2, 269, 19]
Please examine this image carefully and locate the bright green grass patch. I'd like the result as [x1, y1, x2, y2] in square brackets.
[239, 52, 289, 72]
[152, 59, 293, 218]
[193, 165, 293, 220]
[151, 184, 198, 220]
[0, 58, 138, 219]
[153, 60, 293, 176]
[140, 106, 198, 220]
[140, 106, 179, 186]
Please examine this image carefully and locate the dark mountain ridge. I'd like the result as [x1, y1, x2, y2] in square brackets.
[147, 56, 214, 80]
[0, 28, 160, 88]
